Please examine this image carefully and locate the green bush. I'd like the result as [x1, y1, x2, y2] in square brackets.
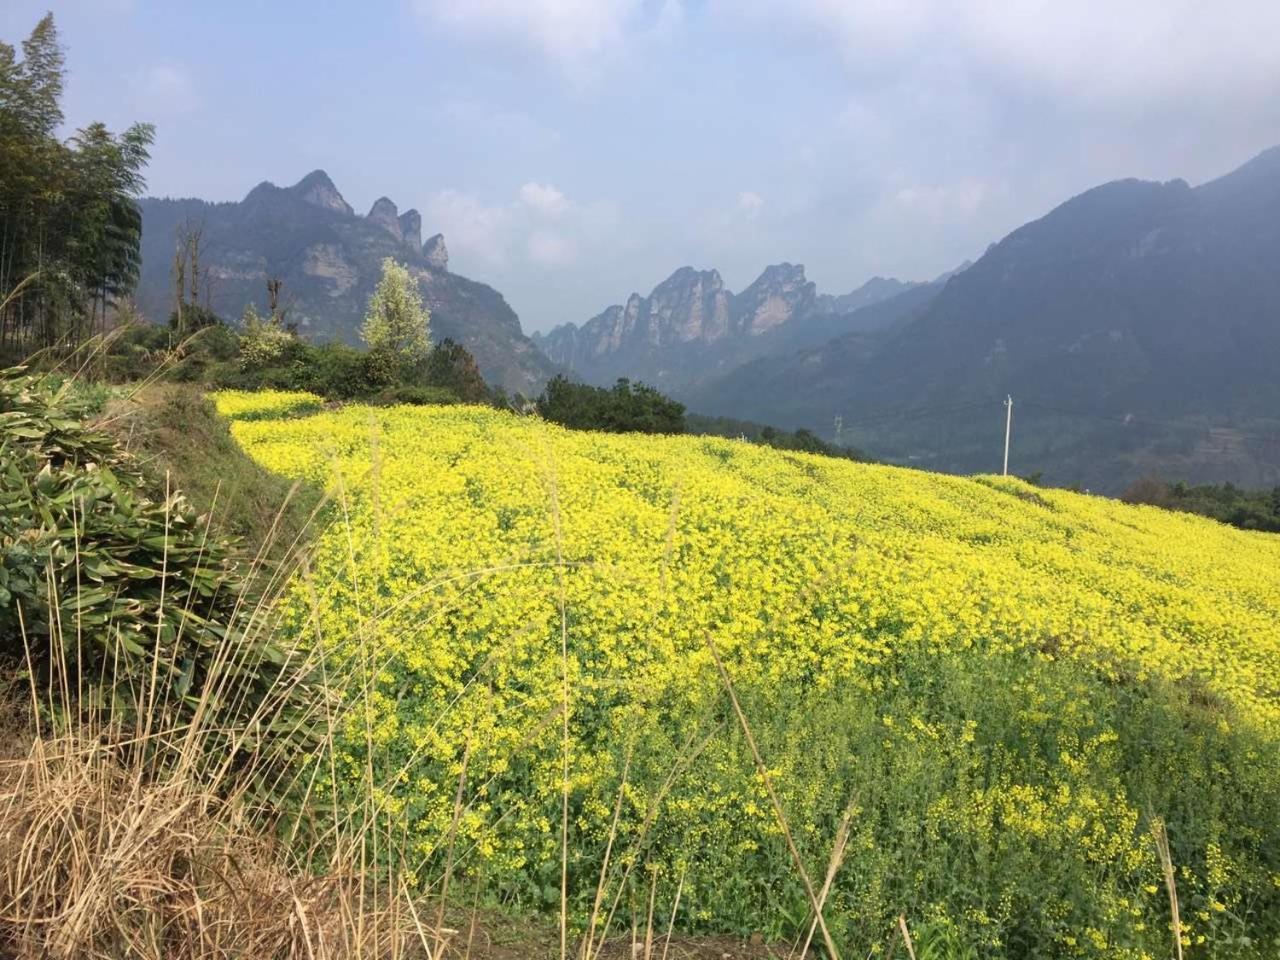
[537, 375, 686, 434]
[98, 316, 496, 409]
[0, 367, 317, 777]
[424, 338, 493, 403]
[237, 304, 295, 369]
[101, 322, 240, 383]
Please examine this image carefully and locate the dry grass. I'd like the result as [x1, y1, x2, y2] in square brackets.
[0, 709, 796, 960]
[0, 723, 431, 960]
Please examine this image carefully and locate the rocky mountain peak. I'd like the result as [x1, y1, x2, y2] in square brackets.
[367, 197, 403, 243]
[399, 209, 422, 251]
[652, 266, 725, 298]
[291, 170, 353, 216]
[733, 262, 816, 335]
[423, 233, 449, 271]
[753, 262, 808, 285]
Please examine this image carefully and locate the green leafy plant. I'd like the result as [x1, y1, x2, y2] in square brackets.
[0, 367, 319, 780]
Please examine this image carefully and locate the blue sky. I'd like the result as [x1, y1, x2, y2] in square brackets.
[6, 1, 1280, 332]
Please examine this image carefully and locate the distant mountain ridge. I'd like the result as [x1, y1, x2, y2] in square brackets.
[689, 146, 1280, 491]
[534, 262, 947, 391]
[137, 171, 557, 392]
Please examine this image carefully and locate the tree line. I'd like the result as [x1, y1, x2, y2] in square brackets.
[0, 14, 153, 352]
[1122, 476, 1280, 534]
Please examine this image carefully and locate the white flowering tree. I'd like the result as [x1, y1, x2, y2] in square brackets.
[361, 257, 431, 367]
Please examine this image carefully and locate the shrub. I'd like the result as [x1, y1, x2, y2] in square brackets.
[1123, 476, 1280, 532]
[537, 375, 686, 434]
[0, 367, 317, 776]
[423, 338, 492, 403]
[101, 322, 240, 383]
[238, 303, 296, 370]
[168, 303, 224, 333]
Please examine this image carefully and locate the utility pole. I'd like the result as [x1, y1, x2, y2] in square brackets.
[1002, 394, 1013, 476]
[834, 414, 843, 446]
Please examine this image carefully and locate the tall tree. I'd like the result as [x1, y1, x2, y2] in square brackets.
[0, 14, 153, 351]
[360, 257, 431, 366]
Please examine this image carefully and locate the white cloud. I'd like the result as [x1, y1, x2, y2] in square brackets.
[413, 0, 651, 70]
[715, 1, 1280, 108]
[527, 230, 576, 266]
[736, 191, 764, 220]
[130, 61, 198, 116]
[424, 182, 609, 271]
[519, 182, 571, 217]
[423, 189, 518, 267]
[893, 180, 988, 219]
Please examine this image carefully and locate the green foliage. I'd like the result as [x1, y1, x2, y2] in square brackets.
[0, 14, 153, 350]
[167, 302, 222, 332]
[423, 338, 492, 403]
[0, 367, 315, 774]
[97, 321, 239, 384]
[204, 332, 490, 409]
[1123, 476, 1280, 533]
[360, 258, 430, 369]
[237, 303, 294, 370]
[219, 340, 391, 400]
[537, 375, 686, 434]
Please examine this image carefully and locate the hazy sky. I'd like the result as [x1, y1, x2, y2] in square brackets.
[6, 1, 1280, 332]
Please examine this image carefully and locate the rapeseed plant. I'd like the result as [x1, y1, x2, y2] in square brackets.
[215, 392, 1280, 959]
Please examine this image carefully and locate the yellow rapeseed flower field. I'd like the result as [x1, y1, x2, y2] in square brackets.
[217, 390, 1280, 959]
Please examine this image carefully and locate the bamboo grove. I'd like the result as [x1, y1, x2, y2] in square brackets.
[0, 14, 153, 352]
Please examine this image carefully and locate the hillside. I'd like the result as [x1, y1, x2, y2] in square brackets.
[136, 172, 558, 393]
[215, 391, 1280, 958]
[690, 147, 1280, 491]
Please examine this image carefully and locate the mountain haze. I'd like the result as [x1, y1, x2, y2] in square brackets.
[691, 147, 1280, 491]
[136, 172, 557, 392]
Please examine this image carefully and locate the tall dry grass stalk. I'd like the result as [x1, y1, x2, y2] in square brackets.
[791, 800, 855, 960]
[897, 915, 918, 960]
[1152, 818, 1184, 960]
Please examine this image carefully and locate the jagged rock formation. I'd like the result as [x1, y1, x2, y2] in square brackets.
[733, 263, 816, 335]
[137, 171, 556, 392]
[398, 209, 422, 252]
[423, 233, 449, 271]
[292, 169, 352, 216]
[534, 261, 925, 391]
[366, 197, 404, 245]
